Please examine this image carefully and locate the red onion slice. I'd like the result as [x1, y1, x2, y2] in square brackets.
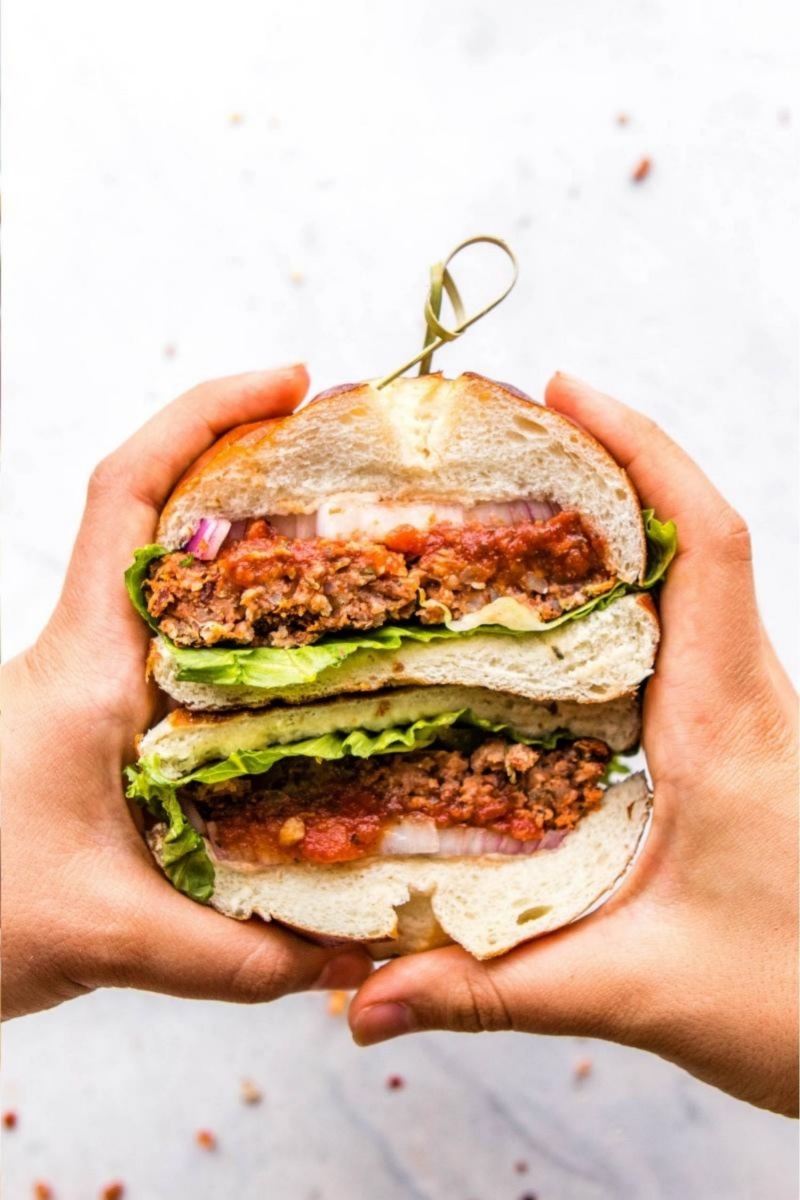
[203, 816, 570, 867]
[188, 499, 563, 553]
[182, 797, 207, 836]
[379, 818, 440, 855]
[538, 830, 568, 850]
[268, 513, 318, 539]
[222, 519, 248, 548]
[262, 498, 562, 540]
[380, 820, 567, 858]
[184, 517, 232, 560]
[523, 499, 561, 521]
[448, 499, 560, 527]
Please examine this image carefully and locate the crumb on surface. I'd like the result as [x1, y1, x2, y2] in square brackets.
[631, 156, 652, 183]
[573, 1056, 593, 1081]
[289, 269, 305, 286]
[33, 1185, 53, 1200]
[616, 112, 630, 125]
[327, 990, 349, 1017]
[386, 1074, 405, 1091]
[3, 1110, 18, 1129]
[240, 1078, 263, 1105]
[195, 1129, 217, 1150]
[101, 1184, 125, 1200]
[229, 113, 245, 125]
[514, 1159, 529, 1174]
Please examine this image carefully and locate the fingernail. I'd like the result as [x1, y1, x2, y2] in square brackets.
[241, 362, 304, 380]
[270, 362, 308, 380]
[312, 951, 373, 992]
[351, 1002, 415, 1047]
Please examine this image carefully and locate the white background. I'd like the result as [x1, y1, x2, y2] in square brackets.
[3, 1, 798, 1197]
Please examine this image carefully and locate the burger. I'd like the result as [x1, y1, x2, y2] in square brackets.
[126, 372, 675, 957]
[127, 373, 671, 710]
[126, 686, 650, 958]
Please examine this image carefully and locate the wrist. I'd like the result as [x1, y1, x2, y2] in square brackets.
[627, 902, 798, 1115]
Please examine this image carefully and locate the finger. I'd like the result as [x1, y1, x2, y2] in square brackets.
[759, 621, 799, 723]
[349, 912, 656, 1047]
[96, 362, 309, 515]
[85, 860, 373, 1004]
[544, 372, 760, 654]
[544, 372, 750, 563]
[53, 364, 309, 646]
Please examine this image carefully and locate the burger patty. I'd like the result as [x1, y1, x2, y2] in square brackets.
[187, 736, 611, 866]
[146, 512, 614, 649]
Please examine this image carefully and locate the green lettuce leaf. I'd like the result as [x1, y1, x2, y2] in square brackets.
[641, 509, 677, 586]
[124, 544, 168, 628]
[129, 708, 575, 794]
[126, 709, 581, 902]
[126, 511, 677, 691]
[124, 765, 215, 903]
[159, 793, 215, 902]
[602, 754, 632, 784]
[164, 622, 505, 687]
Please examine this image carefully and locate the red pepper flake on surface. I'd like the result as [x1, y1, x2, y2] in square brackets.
[3, 1110, 18, 1129]
[100, 1184, 125, 1200]
[573, 1056, 594, 1081]
[386, 1074, 405, 1091]
[327, 990, 349, 1017]
[240, 1079, 263, 1105]
[631, 156, 652, 183]
[33, 1185, 54, 1200]
[195, 1129, 217, 1150]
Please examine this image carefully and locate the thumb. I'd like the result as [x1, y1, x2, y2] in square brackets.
[349, 912, 656, 1046]
[57, 363, 310, 637]
[545, 371, 763, 689]
[543, 371, 756, 605]
[80, 861, 374, 1004]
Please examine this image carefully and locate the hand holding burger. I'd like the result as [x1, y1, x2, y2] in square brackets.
[124, 369, 675, 956]
[347, 373, 799, 1118]
[3, 366, 795, 1120]
[1, 365, 374, 1019]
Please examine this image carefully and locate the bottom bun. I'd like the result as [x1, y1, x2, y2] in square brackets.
[148, 774, 650, 960]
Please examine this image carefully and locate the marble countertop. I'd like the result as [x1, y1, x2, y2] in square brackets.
[3, 1, 797, 1196]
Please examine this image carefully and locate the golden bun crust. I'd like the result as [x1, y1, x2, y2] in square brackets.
[155, 372, 646, 584]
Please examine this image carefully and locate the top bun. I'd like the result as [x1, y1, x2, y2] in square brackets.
[157, 372, 645, 583]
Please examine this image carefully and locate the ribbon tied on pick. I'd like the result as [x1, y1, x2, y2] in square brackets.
[375, 235, 518, 389]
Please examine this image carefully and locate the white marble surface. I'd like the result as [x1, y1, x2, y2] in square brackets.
[3, 1, 798, 1197]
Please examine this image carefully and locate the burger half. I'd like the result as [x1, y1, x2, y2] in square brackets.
[127, 686, 650, 959]
[126, 373, 674, 710]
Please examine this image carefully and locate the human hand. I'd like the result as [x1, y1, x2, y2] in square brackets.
[1, 365, 373, 1020]
[348, 372, 799, 1116]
